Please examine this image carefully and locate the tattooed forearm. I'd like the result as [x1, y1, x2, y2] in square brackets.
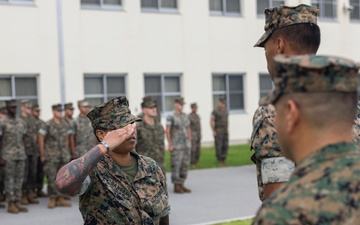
[55, 145, 105, 196]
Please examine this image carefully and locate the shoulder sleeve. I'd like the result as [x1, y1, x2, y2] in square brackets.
[39, 121, 49, 136]
[166, 115, 173, 126]
[250, 105, 281, 160]
[211, 110, 216, 119]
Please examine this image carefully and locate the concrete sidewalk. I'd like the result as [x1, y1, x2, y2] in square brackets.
[0, 165, 261, 225]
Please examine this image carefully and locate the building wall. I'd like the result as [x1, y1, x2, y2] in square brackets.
[0, 0, 359, 145]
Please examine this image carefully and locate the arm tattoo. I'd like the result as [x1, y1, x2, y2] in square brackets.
[55, 145, 105, 196]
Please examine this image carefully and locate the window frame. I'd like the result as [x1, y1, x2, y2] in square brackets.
[212, 73, 245, 112]
[0, 0, 34, 6]
[350, 0, 360, 21]
[256, 0, 285, 16]
[259, 73, 274, 99]
[81, 0, 122, 10]
[0, 74, 39, 107]
[144, 73, 181, 115]
[209, 0, 242, 17]
[141, 0, 178, 13]
[312, 0, 337, 20]
[84, 74, 127, 106]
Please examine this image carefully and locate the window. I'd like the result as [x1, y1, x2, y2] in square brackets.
[350, 0, 360, 21]
[81, 0, 122, 9]
[210, 0, 241, 16]
[144, 74, 181, 114]
[312, 0, 337, 19]
[141, 0, 177, 12]
[257, 0, 284, 15]
[212, 74, 245, 111]
[84, 74, 126, 107]
[259, 73, 274, 99]
[0, 0, 33, 5]
[0, 75, 38, 108]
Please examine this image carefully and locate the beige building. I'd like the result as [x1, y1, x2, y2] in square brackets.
[0, 0, 359, 144]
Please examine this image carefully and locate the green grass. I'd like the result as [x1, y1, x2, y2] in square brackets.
[213, 219, 253, 225]
[164, 144, 253, 172]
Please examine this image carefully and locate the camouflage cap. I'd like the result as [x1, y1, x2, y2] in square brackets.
[64, 102, 74, 110]
[5, 99, 17, 107]
[219, 97, 226, 104]
[260, 54, 360, 106]
[21, 100, 32, 108]
[174, 97, 185, 105]
[78, 100, 90, 107]
[32, 104, 40, 112]
[254, 4, 318, 48]
[141, 96, 157, 108]
[52, 104, 63, 111]
[190, 103, 197, 108]
[87, 96, 142, 130]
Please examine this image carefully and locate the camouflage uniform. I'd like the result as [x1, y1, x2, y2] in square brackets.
[34, 117, 46, 193]
[188, 107, 201, 165]
[136, 121, 166, 173]
[20, 110, 38, 194]
[211, 107, 228, 161]
[352, 103, 360, 148]
[167, 111, 191, 185]
[78, 96, 170, 224]
[253, 54, 360, 224]
[39, 118, 71, 198]
[0, 115, 27, 202]
[74, 115, 96, 157]
[79, 152, 170, 225]
[251, 4, 319, 201]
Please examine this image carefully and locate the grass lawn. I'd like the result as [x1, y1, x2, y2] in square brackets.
[213, 219, 253, 225]
[164, 144, 253, 172]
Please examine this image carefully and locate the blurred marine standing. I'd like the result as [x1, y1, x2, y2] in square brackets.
[166, 97, 192, 193]
[188, 103, 201, 168]
[136, 96, 166, 173]
[0, 100, 28, 213]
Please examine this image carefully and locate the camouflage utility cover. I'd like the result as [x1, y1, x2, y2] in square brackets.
[260, 54, 360, 105]
[87, 96, 142, 130]
[253, 142, 360, 224]
[255, 4, 318, 47]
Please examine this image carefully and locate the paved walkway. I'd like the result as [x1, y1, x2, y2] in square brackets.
[0, 165, 261, 225]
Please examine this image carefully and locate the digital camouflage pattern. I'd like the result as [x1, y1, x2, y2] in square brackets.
[352, 102, 360, 148]
[167, 113, 190, 150]
[167, 112, 191, 184]
[253, 142, 360, 224]
[20, 114, 38, 156]
[64, 117, 75, 135]
[0, 116, 27, 161]
[188, 112, 201, 165]
[79, 152, 170, 225]
[254, 4, 319, 47]
[250, 104, 286, 201]
[34, 117, 46, 192]
[87, 96, 142, 130]
[4, 160, 25, 202]
[260, 54, 359, 105]
[136, 120, 166, 172]
[74, 115, 96, 157]
[211, 108, 228, 161]
[40, 119, 71, 163]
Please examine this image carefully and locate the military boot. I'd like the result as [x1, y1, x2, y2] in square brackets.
[37, 190, 47, 197]
[48, 197, 57, 209]
[0, 203, 5, 208]
[7, 202, 19, 214]
[27, 193, 39, 204]
[0, 193, 5, 202]
[20, 193, 29, 205]
[174, 184, 184, 194]
[15, 201, 28, 212]
[56, 196, 71, 207]
[180, 184, 192, 193]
